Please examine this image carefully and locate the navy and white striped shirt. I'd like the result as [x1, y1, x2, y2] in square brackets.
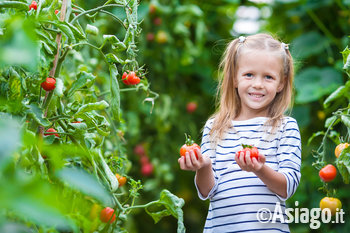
[195, 116, 301, 233]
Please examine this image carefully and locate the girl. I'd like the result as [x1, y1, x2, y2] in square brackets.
[178, 33, 301, 232]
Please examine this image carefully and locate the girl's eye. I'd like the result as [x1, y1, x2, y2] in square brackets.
[245, 73, 253, 78]
[265, 75, 273, 80]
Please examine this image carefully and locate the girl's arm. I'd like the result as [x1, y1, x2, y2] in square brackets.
[178, 148, 215, 198]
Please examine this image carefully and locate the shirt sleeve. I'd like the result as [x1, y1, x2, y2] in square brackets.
[276, 117, 302, 201]
[194, 119, 219, 200]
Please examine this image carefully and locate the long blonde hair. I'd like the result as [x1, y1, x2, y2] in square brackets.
[209, 33, 294, 143]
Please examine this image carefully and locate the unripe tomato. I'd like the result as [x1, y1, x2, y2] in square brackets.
[100, 207, 116, 223]
[319, 164, 337, 182]
[335, 143, 349, 158]
[115, 173, 127, 187]
[179, 134, 200, 159]
[29, 1, 37, 11]
[141, 163, 153, 176]
[155, 31, 168, 44]
[44, 128, 59, 137]
[186, 102, 197, 113]
[41, 77, 56, 91]
[320, 197, 342, 216]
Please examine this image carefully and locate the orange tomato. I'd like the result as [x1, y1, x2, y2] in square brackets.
[335, 143, 349, 158]
[320, 197, 342, 216]
[116, 173, 127, 187]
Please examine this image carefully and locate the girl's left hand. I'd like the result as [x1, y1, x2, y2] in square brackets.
[235, 150, 266, 172]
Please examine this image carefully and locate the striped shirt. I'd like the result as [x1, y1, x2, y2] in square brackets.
[195, 116, 301, 233]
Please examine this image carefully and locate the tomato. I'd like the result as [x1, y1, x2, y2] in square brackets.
[335, 143, 349, 158]
[180, 134, 200, 159]
[236, 144, 259, 162]
[41, 77, 56, 91]
[134, 144, 145, 156]
[319, 164, 337, 182]
[153, 17, 162, 26]
[141, 163, 153, 176]
[29, 1, 37, 11]
[149, 4, 156, 14]
[122, 72, 140, 85]
[140, 155, 149, 165]
[44, 128, 59, 137]
[155, 31, 168, 44]
[320, 197, 342, 216]
[186, 102, 197, 113]
[116, 173, 127, 186]
[55, 10, 59, 14]
[100, 207, 116, 223]
[146, 33, 155, 41]
[72, 121, 81, 123]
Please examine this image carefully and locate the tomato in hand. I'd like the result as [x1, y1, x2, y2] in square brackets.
[41, 77, 56, 91]
[115, 173, 127, 187]
[122, 71, 140, 85]
[334, 143, 349, 158]
[29, 1, 37, 11]
[100, 207, 116, 223]
[320, 197, 342, 216]
[236, 144, 259, 162]
[319, 164, 337, 182]
[180, 134, 200, 159]
[44, 128, 59, 137]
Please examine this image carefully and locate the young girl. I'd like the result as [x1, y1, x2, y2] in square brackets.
[178, 33, 301, 232]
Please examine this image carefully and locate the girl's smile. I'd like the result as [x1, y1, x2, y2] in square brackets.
[236, 49, 284, 119]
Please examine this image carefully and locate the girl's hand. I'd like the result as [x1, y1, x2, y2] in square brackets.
[178, 148, 211, 171]
[235, 150, 266, 172]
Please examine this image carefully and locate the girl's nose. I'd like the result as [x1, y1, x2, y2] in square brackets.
[252, 77, 264, 88]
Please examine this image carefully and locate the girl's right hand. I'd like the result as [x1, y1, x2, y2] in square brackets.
[178, 148, 211, 171]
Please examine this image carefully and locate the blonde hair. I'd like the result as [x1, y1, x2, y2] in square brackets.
[209, 33, 294, 143]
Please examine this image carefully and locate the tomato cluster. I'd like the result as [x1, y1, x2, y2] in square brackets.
[122, 71, 140, 85]
[29, 1, 37, 11]
[236, 144, 259, 162]
[179, 134, 200, 159]
[134, 144, 154, 176]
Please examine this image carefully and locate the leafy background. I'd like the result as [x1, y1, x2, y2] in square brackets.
[1, 0, 350, 232]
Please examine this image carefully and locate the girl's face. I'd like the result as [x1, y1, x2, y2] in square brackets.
[235, 49, 284, 120]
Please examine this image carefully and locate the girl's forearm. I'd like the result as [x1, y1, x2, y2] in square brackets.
[195, 164, 215, 198]
[254, 165, 287, 198]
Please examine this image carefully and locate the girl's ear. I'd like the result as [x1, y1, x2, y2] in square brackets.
[277, 79, 284, 93]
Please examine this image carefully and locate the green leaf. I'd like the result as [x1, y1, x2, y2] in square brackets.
[341, 115, 350, 128]
[26, 103, 51, 127]
[40, 20, 76, 43]
[336, 146, 350, 184]
[145, 190, 185, 233]
[323, 85, 347, 108]
[97, 150, 119, 192]
[109, 65, 120, 122]
[67, 71, 96, 97]
[74, 100, 109, 116]
[325, 115, 338, 128]
[56, 167, 112, 206]
[0, 116, 21, 159]
[291, 31, 329, 59]
[0, 1, 28, 11]
[54, 78, 64, 97]
[295, 67, 343, 104]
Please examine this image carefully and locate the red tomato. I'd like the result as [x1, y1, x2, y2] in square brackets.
[55, 10, 59, 14]
[134, 144, 145, 156]
[122, 72, 140, 85]
[72, 121, 81, 123]
[186, 102, 197, 113]
[179, 134, 200, 159]
[29, 1, 37, 10]
[146, 33, 155, 41]
[44, 128, 59, 137]
[153, 17, 162, 26]
[319, 164, 337, 182]
[236, 144, 259, 162]
[141, 163, 153, 176]
[100, 207, 116, 223]
[41, 77, 56, 91]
